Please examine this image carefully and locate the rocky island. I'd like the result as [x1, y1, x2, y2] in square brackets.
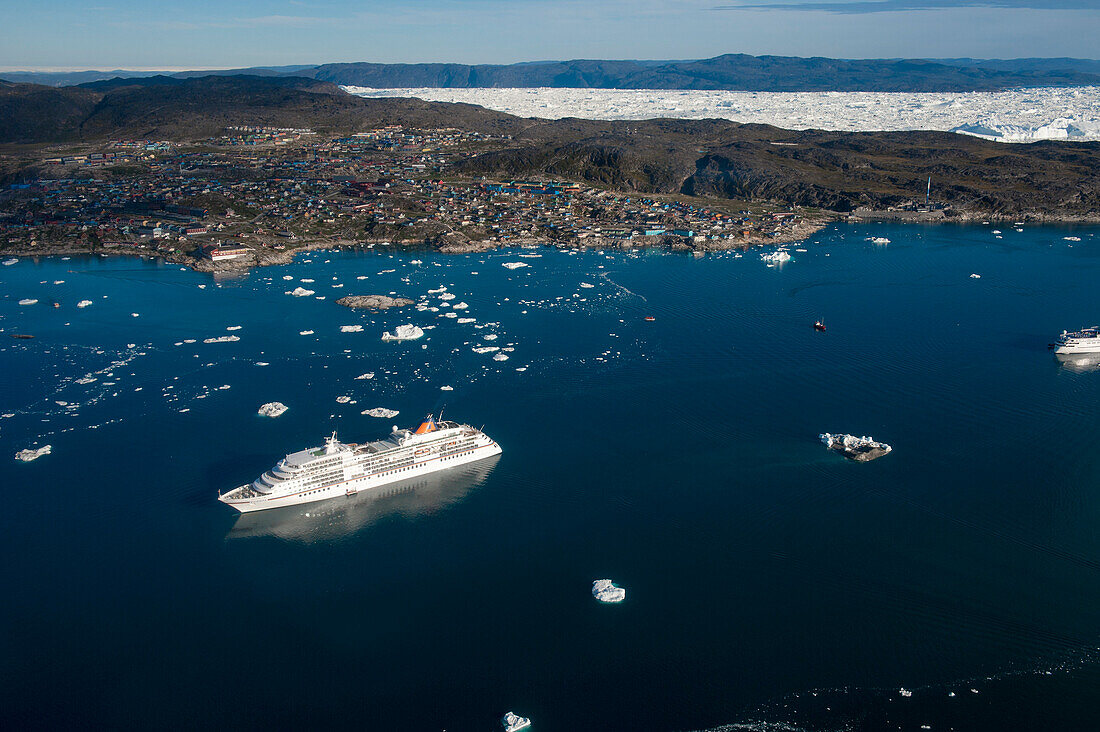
[336, 295, 414, 310]
[820, 433, 893, 462]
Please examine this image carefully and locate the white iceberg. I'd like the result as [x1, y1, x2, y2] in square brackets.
[2, 258, 18, 266]
[15, 445, 51, 462]
[257, 402, 288, 417]
[473, 346, 500, 354]
[299, 330, 315, 336]
[336, 396, 352, 404]
[440, 385, 453, 391]
[286, 287, 315, 297]
[969, 273, 982, 279]
[592, 579, 626, 603]
[355, 372, 375, 380]
[76, 300, 93, 308]
[502, 262, 528, 270]
[760, 250, 791, 262]
[340, 325, 364, 333]
[493, 353, 510, 361]
[362, 407, 400, 418]
[502, 712, 531, 732]
[869, 237, 891, 244]
[203, 335, 240, 344]
[18, 298, 38, 305]
[226, 325, 242, 331]
[381, 324, 425, 342]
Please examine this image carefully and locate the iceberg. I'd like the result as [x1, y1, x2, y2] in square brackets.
[440, 385, 454, 391]
[869, 237, 891, 244]
[18, 298, 38, 305]
[299, 330, 315, 336]
[335, 396, 352, 404]
[362, 407, 399, 418]
[340, 325, 364, 333]
[969, 273, 982, 279]
[820, 433, 892, 462]
[381, 324, 425, 342]
[502, 262, 528, 270]
[203, 335, 240, 344]
[15, 445, 51, 462]
[592, 579, 626, 603]
[257, 402, 288, 418]
[286, 287, 315, 297]
[76, 300, 93, 308]
[493, 353, 510, 361]
[3, 258, 18, 266]
[501, 712, 531, 732]
[355, 372, 375, 380]
[760, 250, 791, 263]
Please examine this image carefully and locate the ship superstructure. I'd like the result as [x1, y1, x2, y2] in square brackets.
[1053, 326, 1100, 354]
[219, 415, 501, 513]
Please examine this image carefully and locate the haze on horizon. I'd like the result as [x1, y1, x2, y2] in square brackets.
[2, 0, 1099, 72]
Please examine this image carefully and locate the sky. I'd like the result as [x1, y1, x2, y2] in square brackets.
[2, 0, 1099, 70]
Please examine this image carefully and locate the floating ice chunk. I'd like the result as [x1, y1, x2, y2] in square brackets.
[226, 325, 242, 331]
[473, 346, 500, 354]
[440, 385, 453, 391]
[340, 325, 364, 333]
[336, 396, 352, 404]
[440, 292, 456, 301]
[355, 372, 375, 380]
[53, 280, 65, 285]
[286, 287, 315, 297]
[76, 300, 93, 308]
[131, 313, 140, 317]
[592, 579, 626, 603]
[18, 299, 38, 305]
[362, 407, 399, 418]
[257, 402, 288, 417]
[969, 273, 981, 279]
[502, 712, 531, 732]
[900, 688, 913, 697]
[283, 275, 294, 281]
[869, 237, 891, 244]
[1064, 236, 1082, 242]
[299, 330, 314, 335]
[255, 362, 270, 366]
[203, 335, 240, 344]
[300, 278, 315, 283]
[821, 432, 892, 461]
[381, 324, 424, 342]
[493, 353, 509, 361]
[483, 334, 498, 341]
[452, 302, 469, 310]
[2, 258, 18, 266]
[15, 445, 52, 462]
[409, 259, 423, 264]
[502, 262, 528, 270]
[760, 250, 791, 262]
[457, 318, 476, 324]
[580, 282, 594, 288]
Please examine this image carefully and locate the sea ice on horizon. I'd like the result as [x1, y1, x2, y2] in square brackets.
[344, 85, 1100, 143]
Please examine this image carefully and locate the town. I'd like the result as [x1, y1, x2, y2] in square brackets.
[0, 125, 826, 271]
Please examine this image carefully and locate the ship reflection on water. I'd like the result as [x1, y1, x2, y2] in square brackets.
[226, 455, 500, 542]
[1056, 352, 1100, 373]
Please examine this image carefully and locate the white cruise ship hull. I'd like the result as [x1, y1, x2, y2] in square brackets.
[222, 433, 501, 513]
[1054, 339, 1100, 354]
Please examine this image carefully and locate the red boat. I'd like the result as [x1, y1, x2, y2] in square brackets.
[644, 316, 656, 322]
[813, 320, 826, 332]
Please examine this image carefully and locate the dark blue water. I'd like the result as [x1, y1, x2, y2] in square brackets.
[1, 223, 1099, 731]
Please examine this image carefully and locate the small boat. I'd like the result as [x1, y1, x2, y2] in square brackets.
[9, 334, 35, 340]
[813, 320, 826, 332]
[644, 316, 656, 322]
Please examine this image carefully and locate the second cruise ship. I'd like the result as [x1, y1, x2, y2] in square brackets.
[1053, 326, 1100, 354]
[219, 415, 501, 513]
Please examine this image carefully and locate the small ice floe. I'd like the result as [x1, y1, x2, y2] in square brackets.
[483, 334, 498, 341]
[340, 325, 364, 333]
[300, 278, 315, 283]
[869, 236, 891, 244]
[969, 273, 981, 279]
[131, 313, 140, 317]
[1064, 236, 1082, 242]
[900, 688, 913, 697]
[443, 312, 457, 319]
[760, 250, 791, 262]
[179, 408, 190, 413]
[820, 433, 892, 462]
[75, 376, 97, 385]
[440, 292, 456, 301]
[457, 318, 476, 324]
[409, 259, 423, 265]
[501, 711, 531, 732]
[493, 353, 509, 361]
[381, 324, 424, 342]
[592, 579, 626, 603]
[362, 407, 399, 418]
[440, 385, 453, 391]
[257, 402, 288, 418]
[226, 325, 243, 331]
[255, 361, 270, 366]
[355, 372, 375, 380]
[452, 302, 469, 310]
[992, 230, 1002, 234]
[795, 248, 808, 252]
[197, 284, 206, 289]
[126, 343, 136, 348]
[203, 335, 240, 344]
[53, 280, 65, 285]
[299, 330, 314, 336]
[76, 300, 93, 308]
[580, 282, 594, 288]
[356, 275, 367, 280]
[336, 396, 352, 404]
[18, 299, 38, 306]
[15, 445, 52, 462]
[473, 346, 500, 354]
[2, 258, 18, 266]
[286, 287, 315, 297]
[502, 262, 528, 270]
[283, 275, 294, 281]
[516, 367, 528, 372]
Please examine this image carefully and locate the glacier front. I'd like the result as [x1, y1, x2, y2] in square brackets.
[344, 86, 1100, 143]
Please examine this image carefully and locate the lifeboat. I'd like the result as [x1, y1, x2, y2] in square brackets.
[644, 316, 656, 322]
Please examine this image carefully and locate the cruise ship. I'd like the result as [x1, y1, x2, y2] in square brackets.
[219, 415, 501, 513]
[1053, 326, 1100, 354]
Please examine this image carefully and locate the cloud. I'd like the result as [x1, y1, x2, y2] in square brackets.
[717, 0, 1099, 13]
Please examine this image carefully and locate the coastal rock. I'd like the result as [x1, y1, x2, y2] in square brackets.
[820, 433, 892, 462]
[336, 295, 413, 310]
[15, 445, 52, 462]
[592, 579, 626, 603]
[257, 402, 288, 417]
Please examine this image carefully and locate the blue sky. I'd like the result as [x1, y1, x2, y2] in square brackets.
[2, 0, 1098, 70]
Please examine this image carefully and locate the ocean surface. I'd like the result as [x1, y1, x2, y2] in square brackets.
[2, 222, 1099, 731]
